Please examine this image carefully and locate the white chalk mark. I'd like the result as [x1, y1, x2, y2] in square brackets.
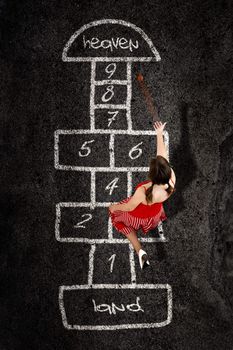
[105, 178, 119, 196]
[58, 283, 172, 330]
[108, 254, 116, 273]
[90, 61, 96, 131]
[56, 165, 151, 172]
[74, 213, 92, 228]
[62, 19, 161, 62]
[55, 204, 61, 242]
[108, 216, 113, 240]
[56, 237, 167, 244]
[57, 202, 131, 208]
[95, 79, 128, 85]
[63, 57, 156, 62]
[127, 171, 132, 197]
[129, 142, 143, 160]
[90, 171, 96, 209]
[55, 128, 165, 135]
[58, 287, 69, 329]
[54, 130, 169, 171]
[94, 104, 127, 109]
[55, 201, 168, 243]
[88, 244, 96, 285]
[109, 134, 115, 168]
[107, 111, 119, 127]
[78, 139, 95, 157]
[129, 245, 136, 284]
[126, 62, 132, 130]
[54, 131, 60, 168]
[101, 85, 115, 103]
[58, 20, 173, 332]
[83, 35, 139, 53]
[105, 63, 117, 79]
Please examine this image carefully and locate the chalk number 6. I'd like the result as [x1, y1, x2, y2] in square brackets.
[129, 142, 143, 160]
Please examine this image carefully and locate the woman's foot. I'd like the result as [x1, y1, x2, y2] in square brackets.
[138, 249, 150, 269]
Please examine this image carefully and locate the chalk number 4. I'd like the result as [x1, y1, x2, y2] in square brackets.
[105, 177, 119, 195]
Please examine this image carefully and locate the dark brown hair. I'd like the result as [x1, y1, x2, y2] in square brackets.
[145, 155, 176, 203]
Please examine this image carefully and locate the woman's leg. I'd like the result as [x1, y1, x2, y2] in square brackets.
[125, 229, 142, 255]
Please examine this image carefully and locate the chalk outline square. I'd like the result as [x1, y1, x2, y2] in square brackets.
[59, 283, 172, 330]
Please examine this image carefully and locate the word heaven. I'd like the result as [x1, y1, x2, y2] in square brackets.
[83, 35, 139, 52]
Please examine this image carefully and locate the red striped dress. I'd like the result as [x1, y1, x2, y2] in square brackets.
[108, 180, 168, 236]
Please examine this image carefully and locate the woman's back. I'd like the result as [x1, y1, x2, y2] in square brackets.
[137, 168, 176, 205]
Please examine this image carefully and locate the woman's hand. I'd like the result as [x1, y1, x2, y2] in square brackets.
[153, 121, 167, 134]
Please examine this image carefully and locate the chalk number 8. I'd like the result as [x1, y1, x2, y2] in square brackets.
[102, 85, 114, 103]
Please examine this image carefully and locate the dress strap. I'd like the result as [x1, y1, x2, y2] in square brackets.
[135, 180, 150, 191]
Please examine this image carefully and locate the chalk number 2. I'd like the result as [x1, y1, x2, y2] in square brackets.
[74, 214, 92, 229]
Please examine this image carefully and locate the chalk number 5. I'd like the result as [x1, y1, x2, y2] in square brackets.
[78, 139, 95, 157]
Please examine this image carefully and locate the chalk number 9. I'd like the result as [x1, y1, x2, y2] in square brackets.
[105, 63, 117, 79]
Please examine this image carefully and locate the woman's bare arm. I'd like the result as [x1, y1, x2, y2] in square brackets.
[156, 131, 168, 161]
[153, 121, 169, 161]
[109, 187, 145, 213]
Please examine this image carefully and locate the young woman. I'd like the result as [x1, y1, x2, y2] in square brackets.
[108, 121, 176, 269]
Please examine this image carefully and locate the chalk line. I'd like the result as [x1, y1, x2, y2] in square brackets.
[62, 19, 161, 62]
[126, 62, 132, 130]
[95, 79, 128, 85]
[56, 237, 168, 244]
[90, 61, 96, 131]
[88, 244, 96, 285]
[127, 171, 132, 197]
[58, 283, 172, 330]
[90, 171, 96, 209]
[55, 202, 167, 243]
[129, 244, 136, 284]
[108, 216, 113, 240]
[55, 128, 166, 135]
[109, 134, 115, 168]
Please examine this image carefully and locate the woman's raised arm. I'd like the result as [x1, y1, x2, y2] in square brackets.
[154, 121, 169, 161]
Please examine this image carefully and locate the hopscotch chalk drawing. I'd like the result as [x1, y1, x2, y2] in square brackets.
[54, 19, 172, 331]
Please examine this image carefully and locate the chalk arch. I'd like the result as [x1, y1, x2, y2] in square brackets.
[62, 19, 161, 62]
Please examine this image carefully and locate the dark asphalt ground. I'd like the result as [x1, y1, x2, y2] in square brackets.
[1, 0, 233, 349]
